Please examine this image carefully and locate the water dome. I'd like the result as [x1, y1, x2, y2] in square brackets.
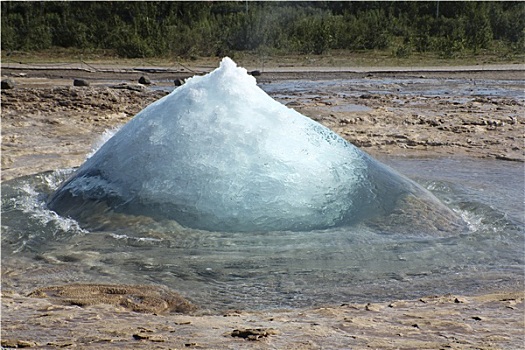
[47, 58, 461, 233]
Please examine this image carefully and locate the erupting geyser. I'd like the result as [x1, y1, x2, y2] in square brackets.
[47, 58, 461, 233]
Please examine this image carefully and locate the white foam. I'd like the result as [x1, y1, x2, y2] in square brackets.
[86, 125, 122, 159]
[42, 168, 75, 190]
[13, 172, 87, 234]
[455, 208, 487, 233]
[108, 233, 163, 243]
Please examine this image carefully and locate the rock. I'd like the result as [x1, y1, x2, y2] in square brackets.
[132, 332, 166, 342]
[249, 70, 261, 76]
[138, 76, 151, 85]
[1, 339, 38, 348]
[73, 79, 90, 87]
[28, 283, 196, 314]
[365, 302, 384, 312]
[231, 328, 280, 341]
[285, 101, 301, 107]
[1, 79, 15, 89]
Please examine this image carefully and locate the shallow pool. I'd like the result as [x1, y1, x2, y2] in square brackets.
[2, 157, 523, 311]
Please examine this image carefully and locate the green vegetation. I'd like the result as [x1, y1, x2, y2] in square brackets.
[2, 1, 524, 61]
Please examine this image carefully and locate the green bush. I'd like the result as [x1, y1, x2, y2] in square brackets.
[393, 36, 412, 58]
[1, 1, 523, 58]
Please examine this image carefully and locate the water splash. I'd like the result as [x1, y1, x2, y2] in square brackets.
[86, 126, 122, 159]
[6, 170, 87, 236]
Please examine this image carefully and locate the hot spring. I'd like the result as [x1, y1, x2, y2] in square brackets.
[1, 59, 523, 311]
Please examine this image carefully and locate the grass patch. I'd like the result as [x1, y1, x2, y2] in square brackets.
[2, 47, 523, 69]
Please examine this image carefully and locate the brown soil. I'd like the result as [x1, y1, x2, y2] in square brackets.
[1, 65, 524, 349]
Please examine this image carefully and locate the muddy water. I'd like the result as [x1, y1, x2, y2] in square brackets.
[2, 157, 523, 311]
[258, 77, 525, 101]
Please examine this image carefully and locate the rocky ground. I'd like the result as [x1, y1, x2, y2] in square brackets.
[301, 98, 521, 161]
[1, 85, 169, 181]
[2, 288, 523, 349]
[1, 66, 523, 181]
[1, 65, 524, 348]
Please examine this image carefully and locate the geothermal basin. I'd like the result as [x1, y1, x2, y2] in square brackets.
[1, 59, 523, 312]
